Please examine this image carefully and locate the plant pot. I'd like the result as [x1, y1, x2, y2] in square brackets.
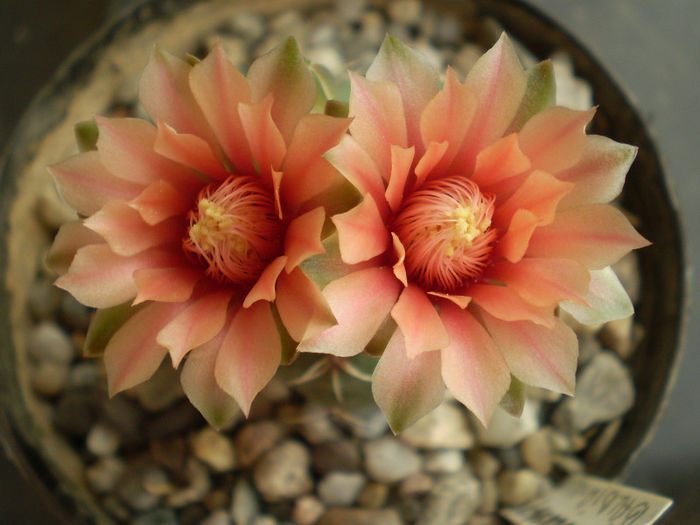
[0, 0, 684, 523]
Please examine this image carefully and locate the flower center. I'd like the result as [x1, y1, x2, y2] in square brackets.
[393, 176, 497, 292]
[183, 176, 283, 285]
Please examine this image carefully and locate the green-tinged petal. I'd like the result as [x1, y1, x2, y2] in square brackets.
[560, 266, 634, 325]
[558, 135, 638, 208]
[372, 328, 445, 434]
[507, 60, 556, 133]
[181, 326, 241, 429]
[271, 304, 298, 365]
[299, 232, 352, 290]
[367, 35, 441, 157]
[247, 37, 317, 144]
[499, 376, 526, 418]
[84, 302, 145, 357]
[311, 63, 350, 103]
[74, 119, 99, 152]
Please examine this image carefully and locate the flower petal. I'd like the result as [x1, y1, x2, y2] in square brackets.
[243, 255, 288, 308]
[391, 284, 449, 358]
[95, 116, 199, 191]
[492, 170, 574, 229]
[557, 135, 638, 208]
[414, 141, 448, 187]
[181, 326, 241, 429]
[391, 233, 408, 287]
[489, 258, 590, 307]
[215, 301, 282, 416]
[104, 301, 183, 396]
[469, 284, 555, 327]
[349, 72, 408, 177]
[84, 201, 183, 256]
[247, 37, 316, 143]
[560, 266, 634, 325]
[154, 122, 228, 179]
[50, 152, 142, 216]
[139, 47, 215, 144]
[366, 35, 441, 158]
[189, 41, 254, 174]
[56, 244, 177, 308]
[481, 311, 577, 395]
[518, 107, 595, 173]
[470, 133, 531, 188]
[420, 67, 476, 176]
[298, 267, 402, 357]
[527, 204, 650, 269]
[157, 290, 234, 367]
[129, 179, 192, 225]
[281, 114, 352, 213]
[284, 206, 326, 272]
[493, 209, 539, 263]
[239, 94, 287, 179]
[133, 266, 202, 305]
[508, 60, 556, 133]
[439, 303, 510, 426]
[46, 220, 103, 274]
[276, 267, 337, 342]
[372, 328, 445, 433]
[452, 33, 527, 174]
[385, 145, 415, 213]
[325, 135, 389, 219]
[332, 196, 390, 265]
[427, 292, 472, 309]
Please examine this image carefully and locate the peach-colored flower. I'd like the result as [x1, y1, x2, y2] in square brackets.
[299, 35, 649, 431]
[48, 39, 350, 426]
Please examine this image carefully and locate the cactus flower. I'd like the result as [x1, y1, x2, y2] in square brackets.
[48, 39, 351, 426]
[298, 34, 649, 431]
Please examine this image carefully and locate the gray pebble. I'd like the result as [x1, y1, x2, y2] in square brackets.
[387, 0, 422, 24]
[59, 293, 92, 331]
[131, 362, 184, 412]
[254, 440, 313, 501]
[200, 509, 231, 525]
[356, 482, 389, 509]
[31, 360, 70, 396]
[400, 403, 475, 450]
[364, 436, 422, 483]
[345, 405, 389, 439]
[235, 420, 285, 467]
[399, 472, 433, 496]
[477, 400, 541, 448]
[27, 279, 62, 320]
[28, 321, 75, 364]
[68, 361, 103, 388]
[132, 509, 178, 525]
[231, 11, 266, 41]
[553, 351, 635, 432]
[86, 422, 121, 456]
[520, 429, 553, 475]
[498, 469, 545, 506]
[311, 439, 361, 473]
[85, 456, 126, 493]
[166, 459, 210, 507]
[293, 495, 326, 525]
[318, 471, 367, 506]
[478, 478, 499, 514]
[417, 471, 481, 525]
[118, 466, 162, 511]
[298, 403, 343, 444]
[53, 389, 97, 436]
[318, 508, 404, 525]
[190, 426, 236, 472]
[424, 449, 465, 473]
[232, 479, 259, 525]
[470, 450, 501, 480]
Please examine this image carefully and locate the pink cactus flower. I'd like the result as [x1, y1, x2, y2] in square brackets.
[299, 34, 650, 431]
[47, 39, 350, 426]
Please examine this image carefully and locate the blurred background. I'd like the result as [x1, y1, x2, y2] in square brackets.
[1, 0, 698, 523]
